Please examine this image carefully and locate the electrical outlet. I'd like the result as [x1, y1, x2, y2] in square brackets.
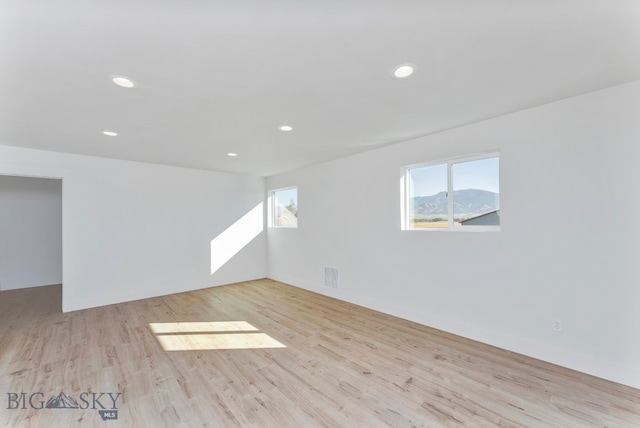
[552, 318, 563, 332]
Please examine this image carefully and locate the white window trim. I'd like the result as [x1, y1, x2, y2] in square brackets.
[268, 186, 298, 228]
[401, 152, 500, 232]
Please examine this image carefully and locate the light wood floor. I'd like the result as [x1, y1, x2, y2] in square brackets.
[1, 280, 639, 427]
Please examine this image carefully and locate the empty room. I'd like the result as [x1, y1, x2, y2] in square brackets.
[1, 1, 639, 426]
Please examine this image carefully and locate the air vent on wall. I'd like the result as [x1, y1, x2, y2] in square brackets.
[324, 266, 340, 289]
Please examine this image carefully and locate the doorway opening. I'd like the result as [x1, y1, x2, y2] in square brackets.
[0, 175, 63, 312]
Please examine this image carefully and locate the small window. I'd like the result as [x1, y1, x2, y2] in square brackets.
[270, 187, 298, 228]
[403, 154, 500, 230]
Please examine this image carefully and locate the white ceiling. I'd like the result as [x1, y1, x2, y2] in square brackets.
[1, 1, 639, 176]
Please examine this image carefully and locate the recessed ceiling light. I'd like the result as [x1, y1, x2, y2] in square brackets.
[111, 76, 136, 88]
[393, 64, 415, 79]
[102, 131, 118, 136]
[227, 152, 238, 157]
[279, 125, 293, 132]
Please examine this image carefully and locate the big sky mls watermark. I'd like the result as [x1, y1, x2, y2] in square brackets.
[7, 390, 122, 421]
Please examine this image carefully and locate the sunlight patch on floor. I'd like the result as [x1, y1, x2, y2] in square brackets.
[149, 321, 286, 351]
[149, 321, 258, 334]
[155, 332, 286, 351]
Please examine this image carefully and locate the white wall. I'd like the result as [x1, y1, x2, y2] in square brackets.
[0, 146, 267, 312]
[266, 81, 640, 389]
[0, 176, 62, 290]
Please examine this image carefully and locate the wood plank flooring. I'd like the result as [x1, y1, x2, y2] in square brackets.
[1, 279, 639, 427]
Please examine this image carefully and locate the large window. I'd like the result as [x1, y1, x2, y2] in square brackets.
[270, 187, 298, 228]
[403, 154, 500, 230]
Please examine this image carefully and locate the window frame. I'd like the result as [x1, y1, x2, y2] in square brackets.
[268, 186, 298, 229]
[401, 152, 500, 232]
